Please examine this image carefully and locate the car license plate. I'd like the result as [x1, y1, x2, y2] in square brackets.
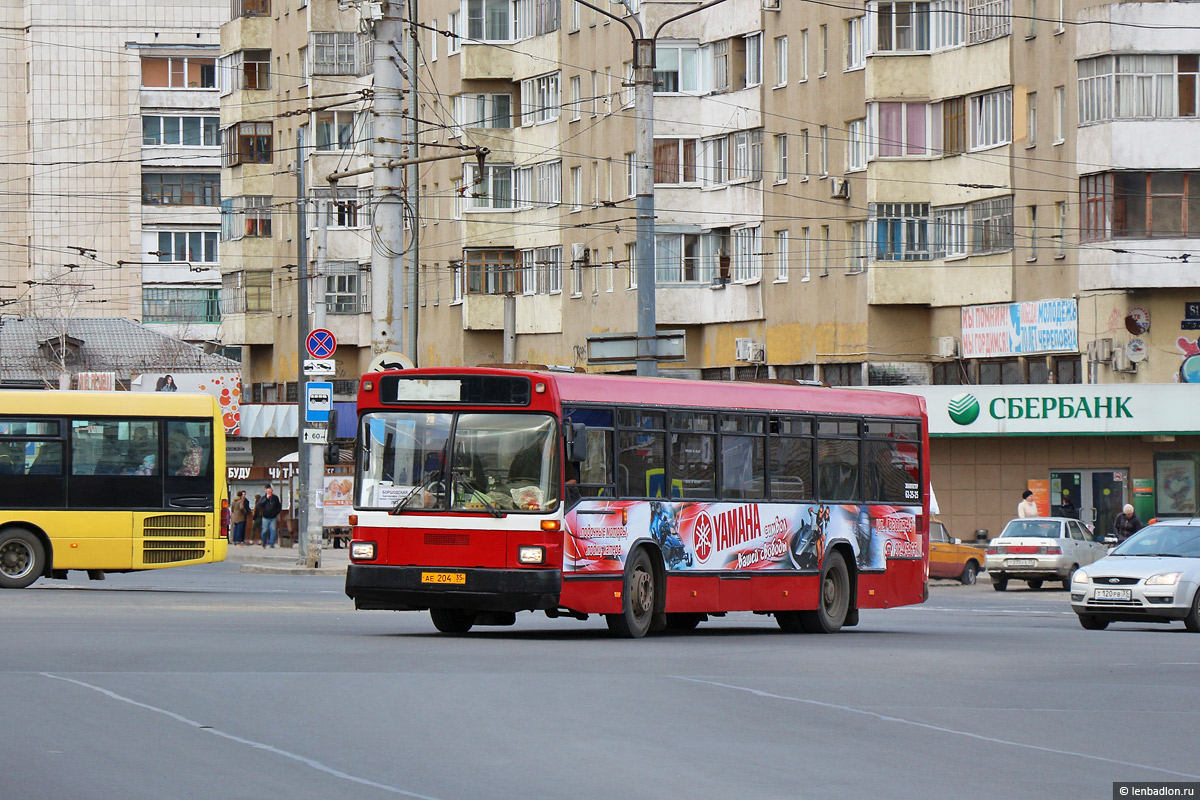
[1007, 559, 1036, 567]
[1094, 588, 1132, 600]
[421, 571, 465, 585]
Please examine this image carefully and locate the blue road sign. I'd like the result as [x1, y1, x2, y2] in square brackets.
[305, 382, 333, 423]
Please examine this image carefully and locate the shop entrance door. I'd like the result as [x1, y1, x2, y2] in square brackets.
[1050, 469, 1129, 536]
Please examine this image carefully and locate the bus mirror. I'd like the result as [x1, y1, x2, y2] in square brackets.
[566, 422, 588, 463]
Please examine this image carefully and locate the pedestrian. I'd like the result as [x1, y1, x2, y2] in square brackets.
[259, 485, 283, 548]
[1113, 503, 1143, 543]
[251, 493, 263, 544]
[230, 490, 250, 545]
[1017, 489, 1039, 518]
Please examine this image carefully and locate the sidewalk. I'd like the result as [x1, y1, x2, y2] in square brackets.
[224, 541, 350, 576]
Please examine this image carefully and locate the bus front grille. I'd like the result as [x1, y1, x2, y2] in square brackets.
[142, 515, 208, 564]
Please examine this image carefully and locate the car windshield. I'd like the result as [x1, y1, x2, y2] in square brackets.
[358, 411, 559, 512]
[999, 520, 1062, 539]
[1112, 526, 1200, 557]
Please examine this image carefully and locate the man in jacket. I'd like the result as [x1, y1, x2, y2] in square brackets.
[260, 485, 283, 548]
[230, 490, 250, 545]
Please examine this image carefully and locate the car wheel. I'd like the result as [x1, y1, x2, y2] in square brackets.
[0, 528, 44, 590]
[429, 608, 475, 633]
[1063, 564, 1079, 590]
[1027, 579, 1043, 590]
[1184, 588, 1200, 634]
[1078, 614, 1109, 631]
[798, 550, 850, 633]
[959, 561, 979, 586]
[992, 577, 1008, 592]
[606, 548, 656, 639]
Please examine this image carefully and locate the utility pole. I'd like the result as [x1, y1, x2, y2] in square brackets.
[405, 0, 420, 358]
[372, 0, 406, 356]
[294, 129, 310, 557]
[633, 37, 657, 377]
[300, 198, 329, 569]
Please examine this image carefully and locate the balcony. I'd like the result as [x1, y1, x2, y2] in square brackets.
[657, 282, 763, 325]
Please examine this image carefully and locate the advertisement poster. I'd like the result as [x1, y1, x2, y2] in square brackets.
[319, 475, 354, 527]
[564, 500, 921, 575]
[1027, 478, 1051, 518]
[134, 372, 242, 435]
[1156, 460, 1197, 515]
[961, 299, 1078, 358]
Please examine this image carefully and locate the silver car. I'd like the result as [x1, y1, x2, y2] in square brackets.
[985, 517, 1108, 591]
[1070, 520, 1200, 632]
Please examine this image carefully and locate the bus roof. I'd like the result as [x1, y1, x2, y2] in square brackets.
[362, 367, 927, 419]
[0, 390, 220, 417]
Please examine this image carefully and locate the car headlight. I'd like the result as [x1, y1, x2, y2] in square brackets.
[1145, 572, 1181, 586]
[349, 541, 377, 561]
[1072, 570, 1089, 584]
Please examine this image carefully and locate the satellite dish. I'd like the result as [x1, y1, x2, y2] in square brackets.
[1125, 307, 1150, 334]
[1127, 338, 1147, 363]
[367, 351, 413, 373]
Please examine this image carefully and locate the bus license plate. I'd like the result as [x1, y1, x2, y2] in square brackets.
[1007, 559, 1036, 567]
[1094, 588, 1131, 600]
[421, 571, 465, 585]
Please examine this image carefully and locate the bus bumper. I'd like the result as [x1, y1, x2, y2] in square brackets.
[345, 565, 562, 612]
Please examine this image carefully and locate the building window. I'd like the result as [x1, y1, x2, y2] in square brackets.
[467, 0, 510, 40]
[846, 17, 866, 69]
[774, 134, 788, 182]
[325, 261, 368, 313]
[518, 246, 563, 294]
[931, 0, 965, 48]
[464, 163, 514, 210]
[847, 118, 866, 170]
[465, 248, 520, 294]
[745, 33, 763, 87]
[310, 32, 370, 76]
[800, 227, 810, 280]
[1026, 91, 1037, 145]
[1054, 201, 1067, 256]
[156, 231, 218, 264]
[731, 226, 762, 282]
[221, 270, 272, 313]
[570, 166, 583, 210]
[1027, 205, 1038, 260]
[142, 116, 219, 147]
[775, 230, 789, 281]
[654, 138, 698, 184]
[534, 160, 562, 205]
[818, 25, 828, 75]
[315, 110, 358, 150]
[730, 129, 763, 181]
[933, 206, 967, 257]
[521, 72, 561, 123]
[655, 233, 704, 283]
[699, 136, 727, 186]
[870, 101, 937, 157]
[143, 288, 220, 324]
[453, 93, 511, 133]
[773, 36, 788, 86]
[847, 221, 869, 272]
[513, 0, 560, 38]
[1054, 85, 1066, 143]
[967, 0, 1011, 44]
[871, 202, 930, 261]
[942, 95, 967, 155]
[232, 0, 270, 17]
[969, 89, 1012, 150]
[932, 362, 962, 384]
[873, 1, 931, 53]
[798, 30, 808, 81]
[312, 187, 365, 229]
[220, 196, 272, 241]
[654, 43, 703, 93]
[221, 121, 272, 166]
[970, 195, 1014, 253]
[1082, 171, 1200, 240]
[140, 56, 216, 89]
[1078, 55, 1199, 123]
[220, 49, 270, 92]
[142, 173, 221, 206]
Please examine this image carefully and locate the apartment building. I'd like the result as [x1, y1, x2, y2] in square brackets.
[0, 0, 226, 342]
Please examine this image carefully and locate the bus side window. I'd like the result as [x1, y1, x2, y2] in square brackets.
[768, 416, 813, 501]
[816, 418, 860, 501]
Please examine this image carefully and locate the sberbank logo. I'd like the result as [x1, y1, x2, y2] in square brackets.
[947, 393, 981, 425]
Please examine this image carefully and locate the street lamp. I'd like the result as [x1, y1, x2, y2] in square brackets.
[574, 0, 735, 376]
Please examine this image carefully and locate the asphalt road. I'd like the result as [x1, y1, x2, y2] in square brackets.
[2, 564, 1197, 800]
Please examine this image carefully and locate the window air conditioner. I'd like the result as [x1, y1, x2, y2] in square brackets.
[1088, 337, 1113, 363]
[830, 177, 850, 200]
[937, 336, 959, 358]
[735, 338, 766, 363]
[762, 0, 781, 9]
[1111, 346, 1134, 372]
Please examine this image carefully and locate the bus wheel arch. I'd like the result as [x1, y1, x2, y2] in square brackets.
[606, 545, 661, 639]
[0, 525, 50, 589]
[799, 545, 854, 634]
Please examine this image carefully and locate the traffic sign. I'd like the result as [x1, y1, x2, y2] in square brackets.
[306, 328, 337, 359]
[304, 358, 336, 376]
[367, 351, 413, 373]
[305, 382, 333, 423]
[303, 428, 329, 445]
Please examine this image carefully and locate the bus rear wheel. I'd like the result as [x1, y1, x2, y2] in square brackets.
[0, 528, 43, 590]
[799, 551, 850, 633]
[606, 548, 655, 639]
[429, 608, 475, 634]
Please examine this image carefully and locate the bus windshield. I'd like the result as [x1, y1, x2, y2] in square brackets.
[358, 412, 559, 512]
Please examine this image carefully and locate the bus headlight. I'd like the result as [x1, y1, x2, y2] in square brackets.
[350, 542, 377, 561]
[518, 545, 545, 564]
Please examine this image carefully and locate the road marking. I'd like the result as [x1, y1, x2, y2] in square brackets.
[41, 673, 444, 800]
[675, 677, 1200, 780]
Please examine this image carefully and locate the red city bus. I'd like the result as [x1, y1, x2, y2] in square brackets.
[345, 367, 930, 638]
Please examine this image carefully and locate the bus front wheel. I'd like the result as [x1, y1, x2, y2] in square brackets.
[0, 528, 44, 590]
[429, 608, 475, 634]
[606, 549, 655, 639]
[799, 551, 850, 633]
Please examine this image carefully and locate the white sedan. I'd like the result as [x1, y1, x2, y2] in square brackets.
[985, 517, 1108, 591]
[1071, 520, 1200, 632]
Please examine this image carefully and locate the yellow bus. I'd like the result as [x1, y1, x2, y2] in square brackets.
[0, 390, 228, 588]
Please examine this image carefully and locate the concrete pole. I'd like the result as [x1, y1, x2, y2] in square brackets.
[405, 0, 420, 360]
[372, 0, 406, 354]
[294, 130, 310, 554]
[301, 198, 329, 569]
[633, 38, 658, 377]
[503, 293, 516, 362]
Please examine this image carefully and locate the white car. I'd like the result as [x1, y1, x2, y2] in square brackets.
[1071, 520, 1200, 632]
[985, 517, 1108, 591]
